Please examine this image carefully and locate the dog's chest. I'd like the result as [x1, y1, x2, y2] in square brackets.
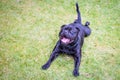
[59, 45, 76, 54]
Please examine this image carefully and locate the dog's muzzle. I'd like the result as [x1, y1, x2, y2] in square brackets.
[60, 36, 74, 44]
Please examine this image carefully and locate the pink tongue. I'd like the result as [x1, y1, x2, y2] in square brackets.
[61, 38, 70, 43]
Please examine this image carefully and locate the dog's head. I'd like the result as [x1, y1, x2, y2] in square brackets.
[59, 24, 80, 45]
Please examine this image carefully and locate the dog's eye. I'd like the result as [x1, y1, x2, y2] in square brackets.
[76, 27, 80, 31]
[65, 27, 71, 31]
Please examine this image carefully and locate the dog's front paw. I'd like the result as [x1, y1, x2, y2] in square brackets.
[42, 64, 50, 70]
[73, 70, 79, 77]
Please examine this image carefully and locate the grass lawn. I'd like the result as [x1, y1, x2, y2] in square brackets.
[0, 0, 120, 80]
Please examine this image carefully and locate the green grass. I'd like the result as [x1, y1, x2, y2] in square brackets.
[0, 0, 120, 80]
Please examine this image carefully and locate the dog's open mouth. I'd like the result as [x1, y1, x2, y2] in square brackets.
[60, 37, 73, 44]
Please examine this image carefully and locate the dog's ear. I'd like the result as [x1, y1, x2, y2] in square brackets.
[61, 25, 66, 28]
[59, 25, 65, 37]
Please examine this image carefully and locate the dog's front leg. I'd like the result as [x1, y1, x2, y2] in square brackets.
[42, 51, 59, 70]
[42, 42, 60, 70]
[73, 49, 81, 77]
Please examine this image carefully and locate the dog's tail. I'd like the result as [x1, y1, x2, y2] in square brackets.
[76, 3, 81, 23]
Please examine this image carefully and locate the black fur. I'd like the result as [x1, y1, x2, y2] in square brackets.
[42, 3, 91, 77]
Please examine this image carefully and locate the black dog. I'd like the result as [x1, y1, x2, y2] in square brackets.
[42, 3, 91, 77]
